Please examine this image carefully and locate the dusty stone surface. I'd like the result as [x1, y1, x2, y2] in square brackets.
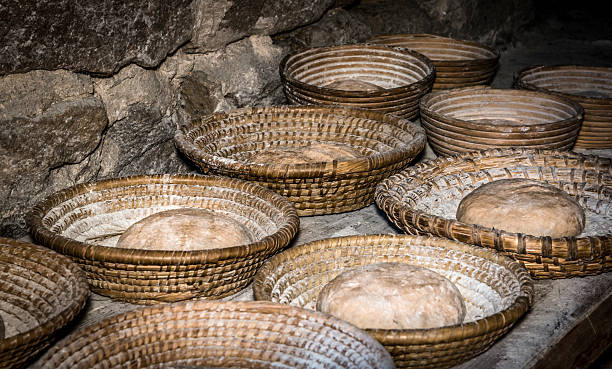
[0, 0, 193, 76]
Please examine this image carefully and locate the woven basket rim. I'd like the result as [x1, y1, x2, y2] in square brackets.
[515, 64, 612, 104]
[279, 43, 436, 97]
[0, 237, 89, 354]
[26, 174, 299, 265]
[175, 105, 426, 179]
[253, 233, 534, 343]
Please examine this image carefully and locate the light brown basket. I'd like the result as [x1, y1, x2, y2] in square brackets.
[174, 105, 426, 216]
[419, 86, 584, 156]
[36, 300, 395, 369]
[253, 234, 534, 369]
[375, 148, 612, 278]
[0, 237, 89, 369]
[279, 44, 435, 120]
[368, 34, 499, 90]
[26, 174, 299, 304]
[515, 65, 612, 149]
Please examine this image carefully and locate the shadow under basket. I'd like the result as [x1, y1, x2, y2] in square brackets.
[375, 148, 612, 279]
[252, 234, 534, 369]
[0, 237, 89, 369]
[26, 174, 299, 304]
[36, 300, 395, 369]
[175, 105, 426, 216]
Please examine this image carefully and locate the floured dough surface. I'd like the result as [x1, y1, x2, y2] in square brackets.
[116, 208, 255, 251]
[324, 79, 383, 91]
[456, 178, 586, 237]
[316, 262, 466, 330]
[250, 143, 361, 164]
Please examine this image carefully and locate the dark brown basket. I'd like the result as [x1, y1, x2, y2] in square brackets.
[36, 300, 395, 369]
[368, 34, 499, 90]
[175, 105, 426, 216]
[515, 65, 612, 149]
[375, 148, 612, 278]
[253, 234, 534, 369]
[26, 175, 299, 304]
[0, 237, 89, 369]
[280, 44, 435, 120]
[419, 86, 584, 156]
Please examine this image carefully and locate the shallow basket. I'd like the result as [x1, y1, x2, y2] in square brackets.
[368, 34, 499, 90]
[252, 234, 534, 369]
[280, 44, 435, 120]
[174, 105, 426, 216]
[26, 174, 299, 304]
[419, 86, 584, 156]
[375, 148, 612, 278]
[515, 65, 612, 149]
[37, 300, 395, 369]
[0, 237, 89, 369]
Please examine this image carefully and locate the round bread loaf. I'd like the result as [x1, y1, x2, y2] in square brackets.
[116, 208, 255, 251]
[324, 79, 383, 91]
[316, 262, 466, 330]
[456, 178, 585, 237]
[250, 143, 361, 164]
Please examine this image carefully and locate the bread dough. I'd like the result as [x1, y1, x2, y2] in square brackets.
[116, 208, 255, 251]
[250, 143, 360, 164]
[456, 178, 585, 237]
[316, 262, 466, 330]
[324, 79, 383, 91]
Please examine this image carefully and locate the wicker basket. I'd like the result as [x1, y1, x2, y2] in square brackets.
[419, 86, 584, 156]
[280, 44, 435, 120]
[26, 174, 299, 304]
[515, 65, 612, 149]
[0, 237, 89, 369]
[37, 300, 395, 369]
[174, 106, 426, 216]
[253, 234, 534, 369]
[368, 34, 499, 90]
[375, 148, 612, 278]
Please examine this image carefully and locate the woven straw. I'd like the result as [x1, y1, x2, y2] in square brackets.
[515, 65, 612, 149]
[375, 148, 612, 279]
[253, 234, 534, 369]
[0, 237, 89, 369]
[280, 44, 435, 120]
[419, 86, 584, 156]
[174, 105, 426, 216]
[37, 300, 395, 369]
[26, 174, 299, 304]
[368, 34, 499, 90]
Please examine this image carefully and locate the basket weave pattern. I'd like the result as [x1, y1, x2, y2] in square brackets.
[0, 237, 89, 369]
[375, 148, 612, 278]
[26, 175, 299, 304]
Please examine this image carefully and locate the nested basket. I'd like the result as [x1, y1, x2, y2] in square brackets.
[279, 44, 435, 120]
[419, 86, 584, 156]
[174, 105, 426, 216]
[367, 34, 499, 90]
[26, 174, 299, 304]
[515, 65, 612, 149]
[375, 148, 612, 278]
[0, 237, 89, 369]
[253, 234, 534, 369]
[37, 300, 395, 369]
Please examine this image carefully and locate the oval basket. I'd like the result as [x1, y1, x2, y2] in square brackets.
[37, 300, 395, 369]
[419, 86, 584, 156]
[279, 44, 435, 120]
[515, 65, 612, 149]
[0, 237, 89, 369]
[174, 105, 426, 216]
[368, 34, 499, 90]
[375, 148, 612, 278]
[26, 174, 299, 304]
[253, 234, 534, 369]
